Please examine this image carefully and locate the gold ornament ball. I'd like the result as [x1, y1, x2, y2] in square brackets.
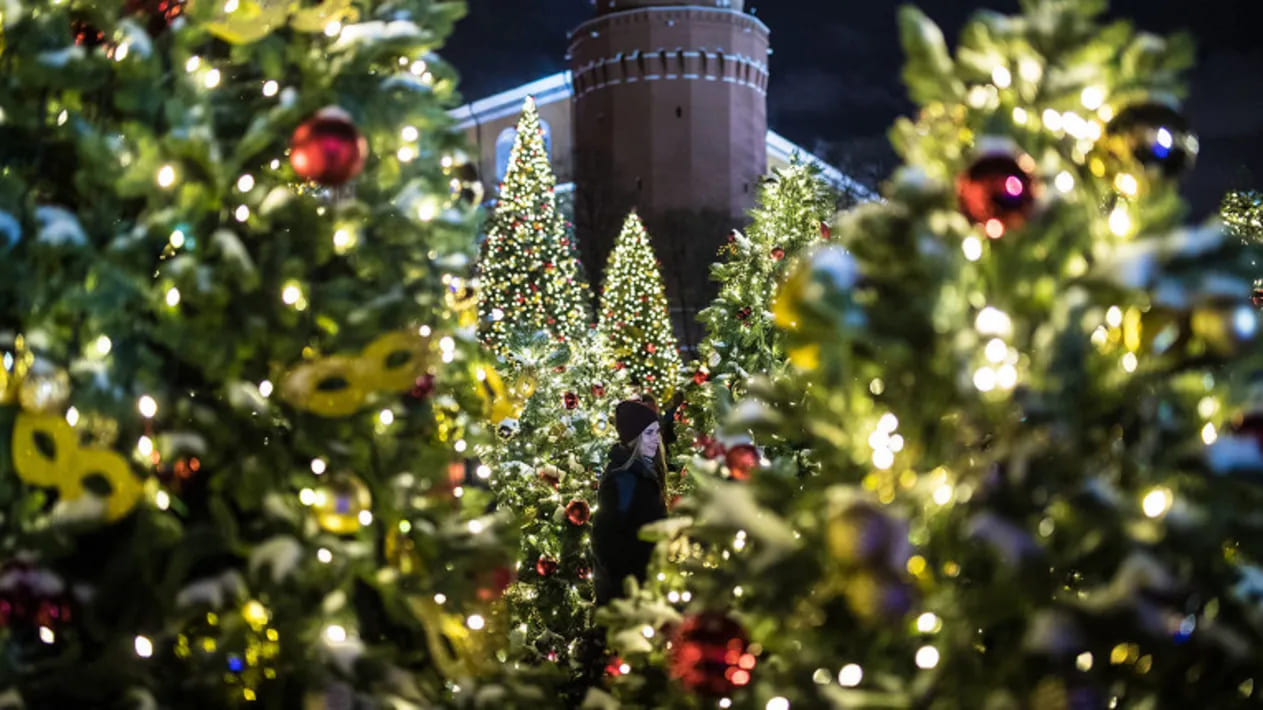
[313, 475, 373, 534]
[18, 366, 70, 413]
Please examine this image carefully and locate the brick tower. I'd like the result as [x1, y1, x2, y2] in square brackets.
[569, 0, 770, 344]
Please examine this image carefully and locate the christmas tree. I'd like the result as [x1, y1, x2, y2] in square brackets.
[0, 0, 546, 705]
[1222, 189, 1262, 243]
[597, 1, 1263, 708]
[476, 97, 592, 355]
[476, 332, 631, 693]
[684, 160, 838, 446]
[597, 212, 683, 399]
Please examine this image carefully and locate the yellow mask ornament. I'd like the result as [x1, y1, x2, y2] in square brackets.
[281, 330, 433, 418]
[11, 413, 142, 522]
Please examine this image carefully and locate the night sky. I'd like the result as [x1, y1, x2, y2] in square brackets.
[444, 1, 1263, 217]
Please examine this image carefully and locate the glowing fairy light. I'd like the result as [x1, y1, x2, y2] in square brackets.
[156, 165, 176, 188]
[134, 635, 153, 657]
[95, 335, 113, 355]
[138, 395, 158, 418]
[1142, 487, 1173, 518]
[915, 645, 940, 669]
[962, 236, 983, 261]
[838, 664, 863, 686]
[1080, 86, 1105, 111]
[991, 65, 1012, 88]
[262, 80, 279, 97]
[1054, 171, 1075, 193]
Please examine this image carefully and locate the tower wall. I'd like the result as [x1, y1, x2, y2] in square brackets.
[569, 4, 769, 344]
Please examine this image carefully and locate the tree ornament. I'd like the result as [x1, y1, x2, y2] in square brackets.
[497, 418, 519, 440]
[17, 364, 70, 413]
[1253, 281, 1263, 308]
[669, 612, 756, 696]
[312, 475, 372, 535]
[956, 147, 1038, 236]
[826, 500, 911, 571]
[408, 373, 436, 401]
[473, 565, 514, 602]
[1106, 102, 1198, 178]
[820, 221, 831, 241]
[202, 0, 287, 44]
[771, 246, 785, 261]
[71, 18, 106, 48]
[290, 107, 368, 186]
[126, 0, 185, 35]
[843, 569, 916, 623]
[535, 555, 558, 577]
[0, 562, 73, 632]
[537, 465, 561, 488]
[693, 369, 710, 385]
[565, 500, 591, 526]
[724, 444, 759, 481]
[11, 412, 142, 522]
[563, 391, 578, 410]
[646, 343, 657, 354]
[591, 382, 606, 398]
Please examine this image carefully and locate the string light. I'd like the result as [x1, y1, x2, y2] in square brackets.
[157, 165, 176, 188]
[1080, 86, 1106, 110]
[138, 395, 158, 418]
[323, 625, 347, 643]
[1142, 487, 1172, 518]
[95, 335, 113, 355]
[838, 664, 863, 687]
[991, 65, 1011, 88]
[1054, 171, 1076, 193]
[134, 635, 154, 657]
[317, 548, 332, 563]
[165, 287, 181, 306]
[204, 69, 221, 89]
[962, 235, 983, 261]
[185, 56, 201, 72]
[66, 407, 80, 426]
[262, 80, 279, 97]
[915, 645, 940, 669]
[466, 615, 485, 630]
[258, 380, 273, 397]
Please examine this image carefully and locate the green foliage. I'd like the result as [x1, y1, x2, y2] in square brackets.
[600, 1, 1263, 708]
[1222, 189, 1263, 244]
[0, 0, 549, 705]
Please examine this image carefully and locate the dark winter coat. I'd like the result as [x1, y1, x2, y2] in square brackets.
[591, 444, 668, 605]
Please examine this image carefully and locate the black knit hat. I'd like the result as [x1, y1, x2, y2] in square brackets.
[615, 400, 658, 445]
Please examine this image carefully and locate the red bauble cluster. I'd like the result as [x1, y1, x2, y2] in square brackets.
[956, 149, 1038, 238]
[563, 391, 579, 410]
[695, 435, 725, 460]
[565, 499, 591, 526]
[735, 306, 753, 322]
[127, 0, 185, 34]
[771, 246, 785, 261]
[71, 18, 106, 47]
[0, 562, 73, 633]
[290, 107, 368, 186]
[535, 555, 559, 577]
[724, 444, 759, 481]
[669, 612, 756, 696]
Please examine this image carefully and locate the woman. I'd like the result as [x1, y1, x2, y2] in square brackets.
[591, 400, 669, 605]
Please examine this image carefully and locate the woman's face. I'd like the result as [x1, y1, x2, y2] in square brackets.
[638, 422, 661, 457]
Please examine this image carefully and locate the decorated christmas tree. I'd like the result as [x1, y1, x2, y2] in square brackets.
[596, 1, 1263, 708]
[1222, 189, 1262, 244]
[597, 212, 683, 399]
[476, 332, 631, 691]
[683, 160, 838, 447]
[476, 97, 592, 355]
[0, 0, 547, 705]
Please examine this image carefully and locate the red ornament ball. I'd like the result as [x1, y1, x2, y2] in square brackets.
[592, 383, 606, 398]
[693, 369, 710, 385]
[290, 107, 368, 186]
[646, 343, 657, 354]
[956, 150, 1038, 237]
[820, 221, 832, 241]
[535, 555, 559, 577]
[724, 444, 759, 481]
[474, 566, 515, 602]
[576, 564, 592, 580]
[565, 499, 591, 526]
[770, 246, 785, 261]
[669, 612, 756, 696]
[563, 392, 579, 410]
[696, 435, 725, 460]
